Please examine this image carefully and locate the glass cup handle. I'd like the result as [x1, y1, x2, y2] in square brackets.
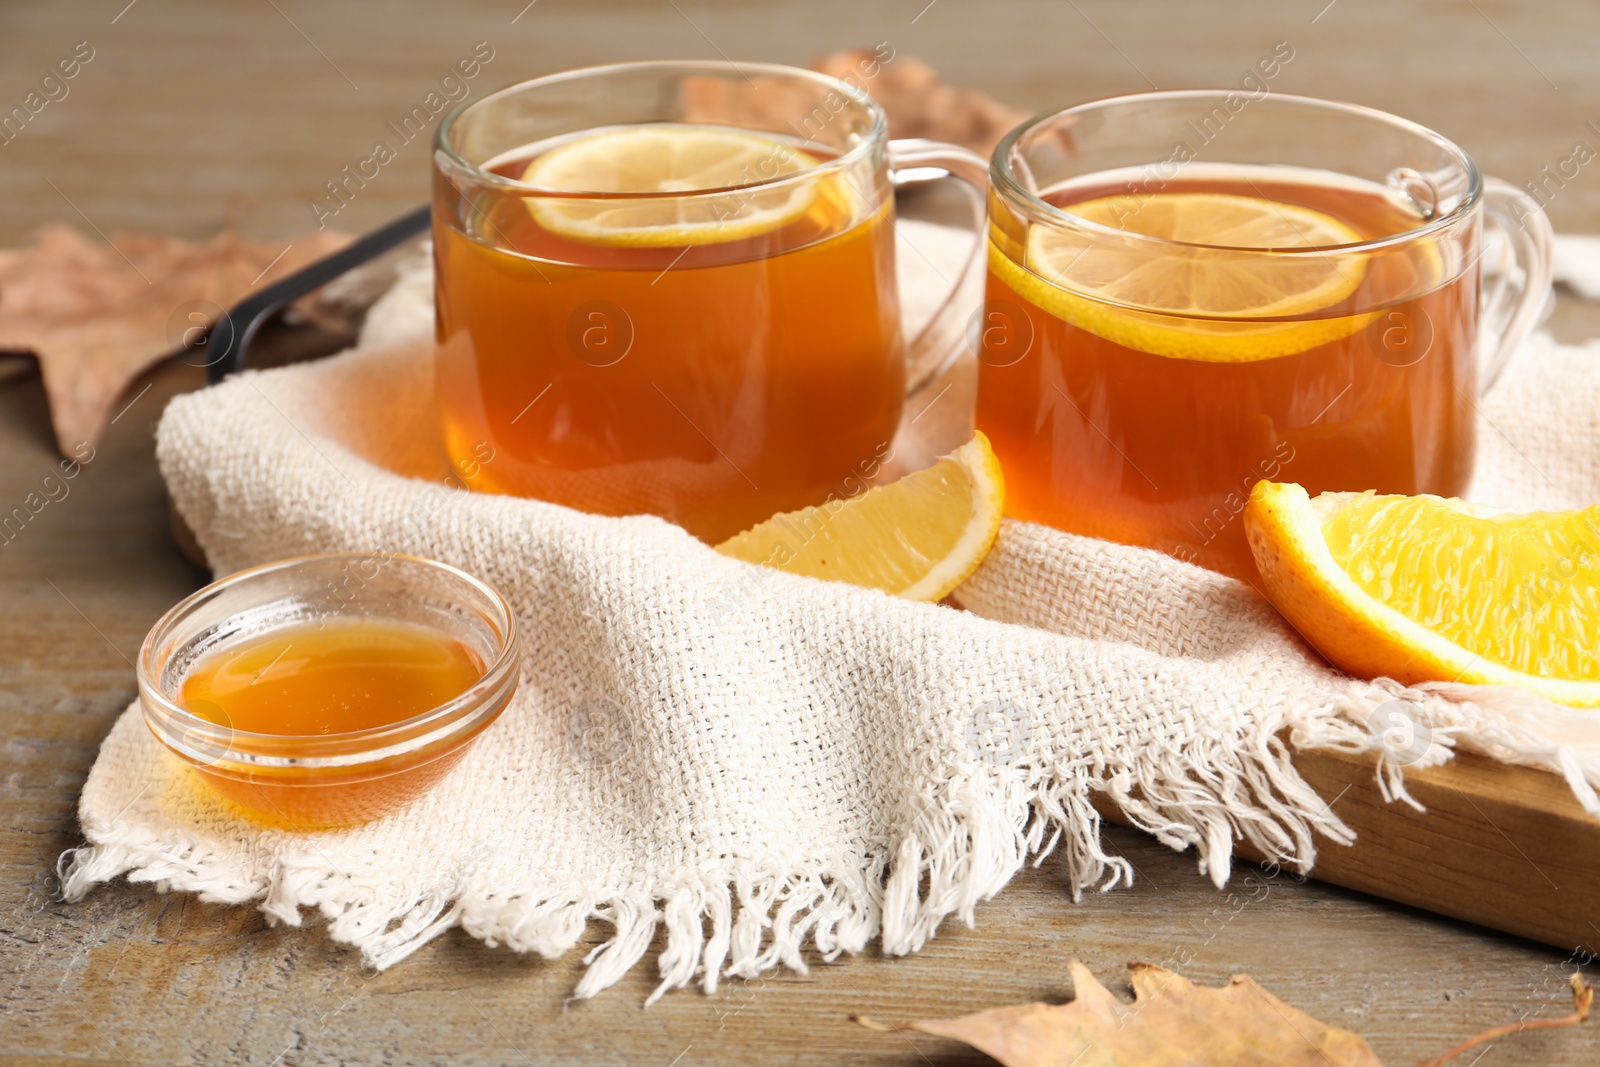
[886, 138, 990, 394]
[1477, 176, 1555, 393]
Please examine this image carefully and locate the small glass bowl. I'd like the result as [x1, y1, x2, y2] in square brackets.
[138, 553, 520, 829]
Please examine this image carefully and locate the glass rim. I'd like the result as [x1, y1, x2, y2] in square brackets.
[138, 552, 520, 769]
[433, 59, 889, 200]
[989, 89, 1484, 256]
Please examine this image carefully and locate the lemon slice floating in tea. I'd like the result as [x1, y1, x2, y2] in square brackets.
[716, 433, 1006, 602]
[521, 124, 823, 247]
[1244, 480, 1600, 707]
[990, 191, 1376, 361]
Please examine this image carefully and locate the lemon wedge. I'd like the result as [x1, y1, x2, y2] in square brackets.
[991, 192, 1375, 361]
[1245, 480, 1600, 707]
[716, 433, 1006, 602]
[521, 124, 821, 247]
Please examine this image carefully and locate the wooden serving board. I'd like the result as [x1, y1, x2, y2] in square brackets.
[1284, 748, 1600, 955]
[1111, 747, 1600, 956]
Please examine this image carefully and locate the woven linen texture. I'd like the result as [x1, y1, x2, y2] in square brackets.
[65, 224, 1600, 1002]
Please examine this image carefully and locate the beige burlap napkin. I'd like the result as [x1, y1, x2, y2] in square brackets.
[63, 222, 1600, 1003]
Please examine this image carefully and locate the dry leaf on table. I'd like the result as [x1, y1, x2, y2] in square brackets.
[0, 224, 351, 456]
[809, 49, 1033, 157]
[681, 49, 1033, 159]
[858, 958, 1592, 1066]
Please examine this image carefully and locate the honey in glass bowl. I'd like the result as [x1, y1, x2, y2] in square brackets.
[180, 618, 483, 737]
[139, 554, 520, 829]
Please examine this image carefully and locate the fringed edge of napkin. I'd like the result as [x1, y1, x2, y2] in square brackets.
[57, 671, 1600, 1003]
[56, 684, 1425, 1004]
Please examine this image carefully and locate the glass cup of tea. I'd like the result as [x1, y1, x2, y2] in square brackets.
[975, 90, 1553, 580]
[432, 60, 986, 544]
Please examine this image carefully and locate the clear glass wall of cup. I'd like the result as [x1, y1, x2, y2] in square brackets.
[976, 91, 1553, 581]
[433, 60, 986, 544]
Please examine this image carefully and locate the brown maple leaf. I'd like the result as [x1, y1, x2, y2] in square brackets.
[858, 958, 1592, 1066]
[0, 224, 351, 456]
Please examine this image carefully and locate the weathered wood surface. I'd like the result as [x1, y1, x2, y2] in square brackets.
[4, 1, 1600, 1064]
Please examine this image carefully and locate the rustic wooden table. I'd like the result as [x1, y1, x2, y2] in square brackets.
[4, 2, 1599, 1064]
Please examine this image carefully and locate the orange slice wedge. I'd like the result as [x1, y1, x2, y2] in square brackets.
[1244, 481, 1600, 707]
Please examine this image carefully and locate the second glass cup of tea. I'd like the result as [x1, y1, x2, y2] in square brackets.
[433, 60, 984, 544]
[976, 91, 1553, 580]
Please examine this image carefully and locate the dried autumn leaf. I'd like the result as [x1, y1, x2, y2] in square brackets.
[680, 50, 1032, 159]
[906, 959, 1381, 1066]
[809, 49, 1033, 156]
[866, 959, 1592, 1067]
[0, 224, 350, 456]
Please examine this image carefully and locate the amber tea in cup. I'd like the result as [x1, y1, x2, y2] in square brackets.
[434, 61, 986, 544]
[976, 92, 1553, 579]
